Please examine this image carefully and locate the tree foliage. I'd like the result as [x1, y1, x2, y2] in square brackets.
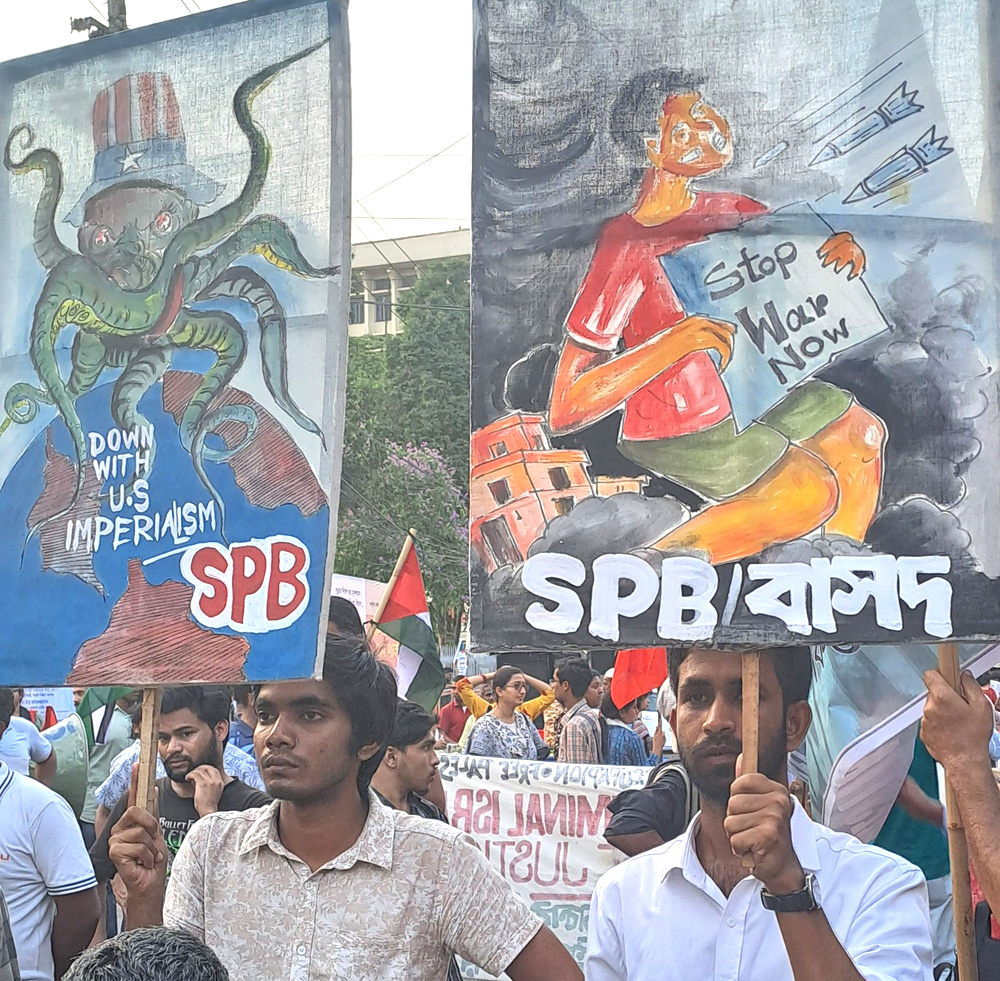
[335, 259, 470, 643]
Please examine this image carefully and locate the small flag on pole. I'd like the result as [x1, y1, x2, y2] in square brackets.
[77, 687, 133, 747]
[369, 531, 446, 712]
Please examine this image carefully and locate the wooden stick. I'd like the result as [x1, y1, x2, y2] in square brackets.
[366, 529, 416, 642]
[135, 688, 161, 813]
[741, 651, 760, 872]
[938, 642, 979, 981]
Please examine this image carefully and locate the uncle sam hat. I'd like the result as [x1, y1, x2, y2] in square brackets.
[66, 72, 223, 226]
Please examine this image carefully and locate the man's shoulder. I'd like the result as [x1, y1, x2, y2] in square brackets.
[392, 807, 464, 845]
[595, 834, 685, 895]
[1, 767, 72, 821]
[184, 804, 272, 846]
[812, 819, 924, 884]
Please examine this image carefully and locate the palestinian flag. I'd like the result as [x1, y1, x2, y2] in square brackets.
[77, 687, 133, 747]
[375, 544, 446, 712]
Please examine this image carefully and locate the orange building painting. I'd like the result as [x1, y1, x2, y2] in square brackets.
[471, 413, 646, 574]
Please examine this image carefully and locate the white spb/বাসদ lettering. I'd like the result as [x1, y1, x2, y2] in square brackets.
[520, 552, 953, 642]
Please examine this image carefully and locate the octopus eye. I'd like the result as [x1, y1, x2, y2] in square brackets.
[93, 227, 112, 248]
[155, 211, 174, 234]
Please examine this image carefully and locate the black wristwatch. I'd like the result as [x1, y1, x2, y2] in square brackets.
[760, 872, 821, 913]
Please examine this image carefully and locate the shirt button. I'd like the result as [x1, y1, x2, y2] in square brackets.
[727, 918, 736, 927]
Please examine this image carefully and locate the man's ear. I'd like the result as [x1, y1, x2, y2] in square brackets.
[785, 701, 812, 753]
[357, 740, 383, 764]
[216, 719, 230, 745]
[382, 746, 399, 769]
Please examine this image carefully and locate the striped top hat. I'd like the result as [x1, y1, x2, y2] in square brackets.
[66, 72, 223, 226]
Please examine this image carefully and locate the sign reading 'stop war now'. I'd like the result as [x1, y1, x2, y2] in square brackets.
[0, 0, 350, 686]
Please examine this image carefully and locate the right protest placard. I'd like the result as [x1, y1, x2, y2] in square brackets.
[470, 0, 1000, 652]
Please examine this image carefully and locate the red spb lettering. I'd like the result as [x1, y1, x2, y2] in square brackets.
[181, 536, 311, 633]
[266, 540, 308, 623]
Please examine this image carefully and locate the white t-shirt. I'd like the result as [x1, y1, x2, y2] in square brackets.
[587, 799, 932, 981]
[0, 717, 52, 775]
[0, 761, 98, 981]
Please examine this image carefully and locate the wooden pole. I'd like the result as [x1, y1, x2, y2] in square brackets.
[938, 642, 979, 981]
[741, 651, 760, 872]
[134, 688, 161, 813]
[366, 529, 416, 642]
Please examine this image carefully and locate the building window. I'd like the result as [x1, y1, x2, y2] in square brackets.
[374, 277, 392, 322]
[396, 273, 418, 292]
[349, 277, 365, 325]
[549, 467, 571, 491]
[489, 441, 508, 459]
[554, 496, 575, 515]
[482, 516, 522, 566]
[533, 435, 545, 450]
[488, 478, 512, 506]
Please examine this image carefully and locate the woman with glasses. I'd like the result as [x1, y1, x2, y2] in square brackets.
[465, 667, 548, 759]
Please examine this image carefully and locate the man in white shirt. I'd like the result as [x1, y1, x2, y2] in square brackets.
[105, 637, 583, 981]
[0, 690, 100, 981]
[586, 647, 932, 981]
[0, 708, 55, 786]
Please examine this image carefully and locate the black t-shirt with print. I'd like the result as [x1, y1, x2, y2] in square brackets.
[90, 775, 270, 882]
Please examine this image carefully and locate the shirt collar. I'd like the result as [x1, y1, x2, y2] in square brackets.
[239, 790, 395, 872]
[0, 760, 12, 801]
[667, 797, 821, 888]
[563, 700, 591, 721]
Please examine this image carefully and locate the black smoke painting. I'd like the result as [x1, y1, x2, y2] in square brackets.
[470, 0, 1000, 650]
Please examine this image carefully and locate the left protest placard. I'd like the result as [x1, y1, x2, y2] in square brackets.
[0, 0, 349, 685]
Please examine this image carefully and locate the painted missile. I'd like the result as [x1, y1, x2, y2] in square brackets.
[812, 82, 923, 165]
[842, 126, 952, 204]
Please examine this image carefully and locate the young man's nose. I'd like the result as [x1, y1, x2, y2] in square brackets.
[702, 695, 737, 733]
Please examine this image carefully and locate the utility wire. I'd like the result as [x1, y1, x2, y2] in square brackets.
[354, 198, 424, 274]
[356, 133, 469, 201]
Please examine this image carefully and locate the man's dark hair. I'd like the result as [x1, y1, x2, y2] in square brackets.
[555, 656, 594, 697]
[388, 700, 438, 750]
[322, 635, 397, 792]
[328, 596, 365, 638]
[0, 688, 12, 730]
[667, 647, 812, 710]
[159, 687, 233, 740]
[231, 685, 254, 707]
[600, 689, 638, 721]
[63, 926, 229, 980]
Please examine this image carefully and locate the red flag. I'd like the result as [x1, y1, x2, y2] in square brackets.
[42, 706, 58, 730]
[611, 648, 668, 709]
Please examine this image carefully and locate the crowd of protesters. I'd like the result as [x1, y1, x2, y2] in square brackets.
[5, 618, 1000, 979]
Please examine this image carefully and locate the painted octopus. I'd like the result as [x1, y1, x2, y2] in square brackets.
[1, 41, 337, 536]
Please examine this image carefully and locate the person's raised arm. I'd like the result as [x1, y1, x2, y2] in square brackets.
[921, 668, 1000, 912]
[726, 766, 929, 981]
[107, 765, 167, 928]
[33, 748, 56, 786]
[548, 323, 734, 435]
[520, 674, 552, 696]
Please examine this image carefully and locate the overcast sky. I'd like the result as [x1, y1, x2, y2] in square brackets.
[1, 0, 471, 245]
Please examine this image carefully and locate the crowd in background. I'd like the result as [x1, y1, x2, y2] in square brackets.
[4, 621, 1000, 979]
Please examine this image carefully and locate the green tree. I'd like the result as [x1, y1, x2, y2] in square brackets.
[389, 258, 470, 489]
[334, 259, 470, 643]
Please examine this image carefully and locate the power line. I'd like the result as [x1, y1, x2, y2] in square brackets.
[354, 198, 424, 274]
[356, 133, 469, 201]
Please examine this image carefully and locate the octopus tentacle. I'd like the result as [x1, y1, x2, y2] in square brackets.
[166, 310, 254, 528]
[183, 215, 338, 298]
[162, 39, 329, 275]
[106, 346, 173, 500]
[198, 266, 324, 448]
[4, 124, 72, 270]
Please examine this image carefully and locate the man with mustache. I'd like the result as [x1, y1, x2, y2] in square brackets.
[90, 686, 269, 891]
[586, 647, 933, 980]
[104, 637, 583, 981]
